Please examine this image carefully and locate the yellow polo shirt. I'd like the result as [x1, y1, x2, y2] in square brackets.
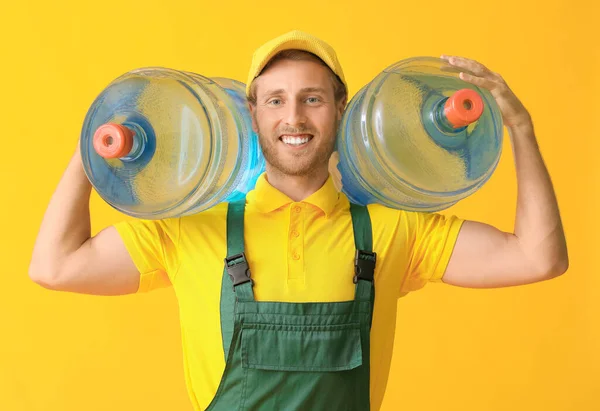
[114, 173, 464, 411]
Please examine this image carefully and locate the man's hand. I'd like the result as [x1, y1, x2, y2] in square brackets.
[441, 55, 532, 130]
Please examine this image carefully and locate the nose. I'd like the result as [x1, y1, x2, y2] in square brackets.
[284, 100, 307, 127]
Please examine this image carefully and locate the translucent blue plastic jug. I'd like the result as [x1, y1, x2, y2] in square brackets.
[331, 56, 504, 212]
[80, 67, 265, 219]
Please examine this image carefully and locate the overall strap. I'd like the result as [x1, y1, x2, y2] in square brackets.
[220, 199, 255, 360]
[349, 203, 377, 303]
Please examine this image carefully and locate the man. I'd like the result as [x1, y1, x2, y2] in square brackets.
[29, 30, 568, 410]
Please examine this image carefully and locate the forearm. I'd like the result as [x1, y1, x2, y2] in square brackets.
[29, 149, 93, 281]
[510, 121, 568, 276]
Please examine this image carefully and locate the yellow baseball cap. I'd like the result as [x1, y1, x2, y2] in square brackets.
[245, 30, 347, 97]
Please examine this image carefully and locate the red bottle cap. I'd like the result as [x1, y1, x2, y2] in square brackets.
[93, 123, 134, 159]
[443, 89, 484, 128]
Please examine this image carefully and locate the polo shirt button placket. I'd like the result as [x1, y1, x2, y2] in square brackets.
[289, 204, 303, 279]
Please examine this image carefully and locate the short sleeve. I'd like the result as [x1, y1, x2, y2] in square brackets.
[113, 217, 181, 293]
[402, 211, 464, 292]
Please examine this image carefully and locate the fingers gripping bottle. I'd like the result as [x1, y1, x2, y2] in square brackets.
[80, 67, 265, 219]
[331, 56, 504, 212]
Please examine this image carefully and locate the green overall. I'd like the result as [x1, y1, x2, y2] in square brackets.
[206, 200, 377, 411]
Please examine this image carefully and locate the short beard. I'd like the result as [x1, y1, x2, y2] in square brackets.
[255, 119, 337, 178]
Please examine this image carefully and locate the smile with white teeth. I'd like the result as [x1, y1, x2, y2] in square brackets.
[281, 135, 312, 146]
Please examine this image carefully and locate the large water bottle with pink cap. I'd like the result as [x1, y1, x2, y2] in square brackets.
[80, 68, 265, 219]
[331, 56, 504, 212]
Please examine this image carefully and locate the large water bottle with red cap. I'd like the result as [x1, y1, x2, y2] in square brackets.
[332, 56, 504, 211]
[80, 68, 265, 219]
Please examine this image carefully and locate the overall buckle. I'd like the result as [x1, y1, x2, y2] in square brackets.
[224, 253, 253, 290]
[353, 250, 377, 284]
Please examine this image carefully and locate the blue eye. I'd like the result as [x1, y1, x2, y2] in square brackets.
[268, 99, 282, 106]
[306, 97, 320, 103]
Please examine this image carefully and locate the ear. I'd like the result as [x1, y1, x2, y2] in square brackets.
[248, 103, 258, 133]
[336, 95, 348, 121]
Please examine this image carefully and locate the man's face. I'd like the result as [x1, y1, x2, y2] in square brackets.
[249, 58, 345, 177]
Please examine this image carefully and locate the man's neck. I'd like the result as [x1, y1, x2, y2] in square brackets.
[265, 166, 329, 202]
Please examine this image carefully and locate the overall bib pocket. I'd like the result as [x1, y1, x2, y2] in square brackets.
[241, 322, 363, 372]
[238, 321, 367, 410]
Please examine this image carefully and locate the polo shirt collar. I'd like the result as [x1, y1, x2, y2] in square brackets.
[247, 173, 339, 217]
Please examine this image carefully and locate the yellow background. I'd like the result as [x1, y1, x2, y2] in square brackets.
[1, 0, 598, 410]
